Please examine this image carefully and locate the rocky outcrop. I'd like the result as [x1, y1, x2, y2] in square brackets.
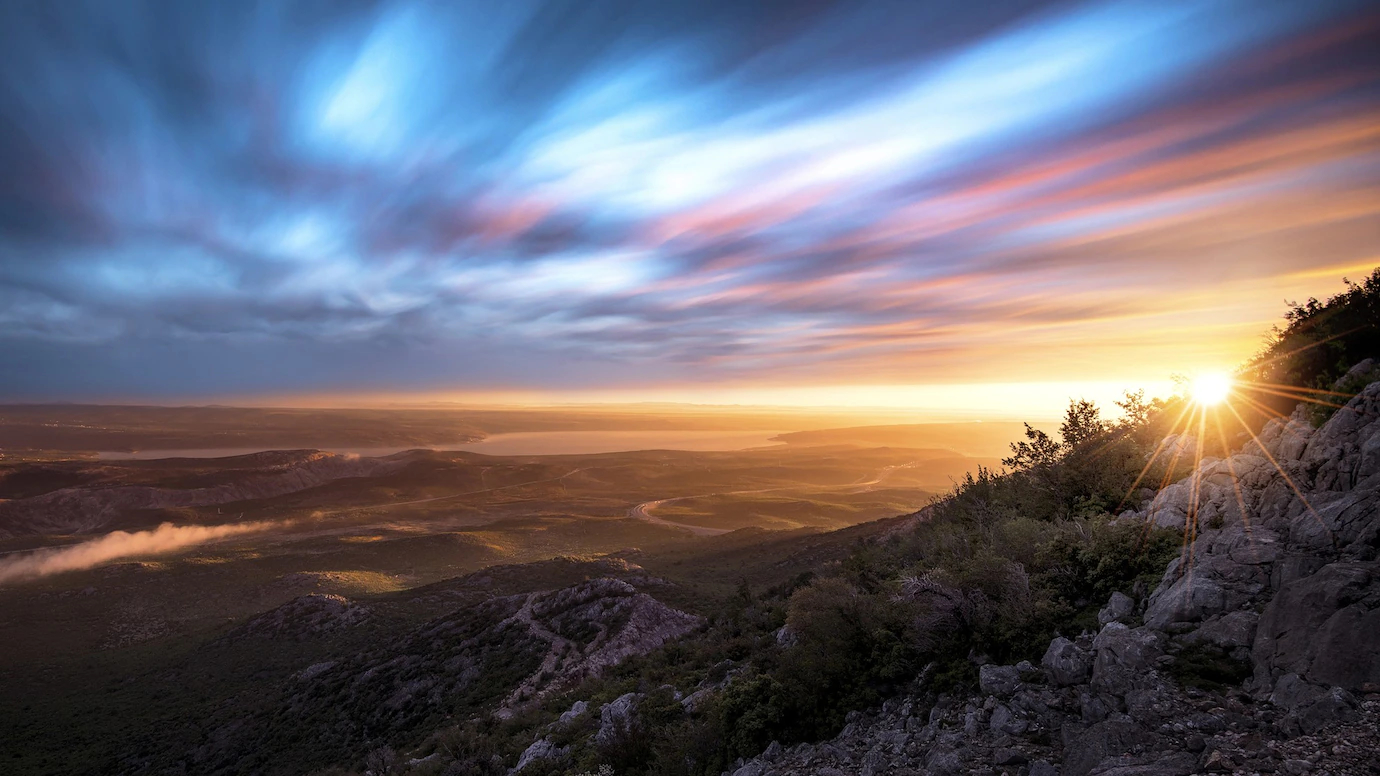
[723, 378, 1380, 776]
[192, 577, 701, 773]
[1253, 562, 1380, 694]
[227, 593, 370, 641]
[1042, 637, 1093, 687]
[722, 609, 1380, 776]
[496, 577, 705, 715]
[512, 738, 569, 774]
[1136, 380, 1380, 711]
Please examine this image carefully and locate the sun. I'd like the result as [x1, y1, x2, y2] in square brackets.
[1191, 372, 1233, 405]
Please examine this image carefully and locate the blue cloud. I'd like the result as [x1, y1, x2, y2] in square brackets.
[0, 0, 1376, 398]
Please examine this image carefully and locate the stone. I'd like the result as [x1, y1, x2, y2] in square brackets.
[980, 663, 1021, 696]
[925, 748, 962, 775]
[1090, 623, 1161, 696]
[1098, 592, 1135, 625]
[1289, 686, 1358, 735]
[1079, 691, 1113, 724]
[1085, 753, 1197, 776]
[1203, 750, 1233, 772]
[993, 747, 1028, 766]
[1029, 761, 1059, 776]
[595, 692, 639, 745]
[558, 699, 588, 724]
[512, 738, 568, 773]
[1062, 718, 1161, 776]
[861, 745, 885, 776]
[988, 703, 1027, 735]
[1143, 528, 1280, 630]
[1043, 637, 1093, 686]
[1187, 610, 1259, 649]
[1253, 561, 1380, 693]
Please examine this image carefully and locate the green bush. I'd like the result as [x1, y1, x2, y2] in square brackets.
[1244, 266, 1380, 422]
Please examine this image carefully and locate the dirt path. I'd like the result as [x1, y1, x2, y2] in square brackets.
[496, 592, 576, 716]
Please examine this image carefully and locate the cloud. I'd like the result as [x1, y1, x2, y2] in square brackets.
[0, 520, 285, 585]
[0, 0, 1376, 398]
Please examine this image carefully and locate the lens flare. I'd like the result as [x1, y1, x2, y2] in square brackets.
[1191, 372, 1232, 405]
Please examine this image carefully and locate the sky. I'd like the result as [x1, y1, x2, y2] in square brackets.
[0, 0, 1377, 414]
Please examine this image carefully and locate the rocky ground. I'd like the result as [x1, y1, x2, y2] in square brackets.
[167, 566, 704, 774]
[713, 376, 1380, 776]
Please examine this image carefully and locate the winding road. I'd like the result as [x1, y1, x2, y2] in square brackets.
[627, 460, 923, 536]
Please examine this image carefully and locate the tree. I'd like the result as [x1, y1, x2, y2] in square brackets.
[1059, 399, 1108, 448]
[1115, 390, 1152, 428]
[1002, 423, 1060, 470]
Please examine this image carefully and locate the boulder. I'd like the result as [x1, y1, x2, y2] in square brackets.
[595, 692, 639, 745]
[1181, 610, 1259, 649]
[761, 740, 782, 761]
[925, 747, 963, 775]
[1143, 527, 1280, 630]
[1062, 718, 1162, 776]
[512, 738, 567, 773]
[1301, 377, 1380, 492]
[1091, 624, 1162, 696]
[989, 702, 1027, 735]
[1097, 592, 1135, 625]
[1086, 752, 1197, 775]
[1043, 637, 1093, 686]
[1268, 674, 1359, 735]
[993, 747, 1028, 766]
[558, 699, 588, 724]
[1252, 561, 1380, 692]
[979, 663, 1021, 696]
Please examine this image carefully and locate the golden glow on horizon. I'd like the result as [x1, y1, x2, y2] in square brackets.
[215, 379, 1179, 421]
[1191, 373, 1233, 406]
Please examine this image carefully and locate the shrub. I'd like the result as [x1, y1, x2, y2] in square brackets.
[1244, 267, 1380, 422]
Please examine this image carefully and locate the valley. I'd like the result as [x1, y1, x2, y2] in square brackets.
[0, 418, 1005, 774]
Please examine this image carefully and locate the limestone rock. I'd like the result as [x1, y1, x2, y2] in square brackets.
[1090, 623, 1162, 696]
[979, 663, 1021, 697]
[1097, 592, 1135, 625]
[1143, 527, 1280, 630]
[1043, 637, 1093, 686]
[227, 593, 369, 641]
[1253, 561, 1380, 692]
[512, 738, 567, 773]
[1180, 610, 1259, 650]
[1062, 718, 1161, 776]
[595, 692, 639, 746]
[558, 699, 588, 724]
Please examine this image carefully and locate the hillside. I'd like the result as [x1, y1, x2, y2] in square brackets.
[4, 374, 1365, 776]
[722, 375, 1380, 776]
